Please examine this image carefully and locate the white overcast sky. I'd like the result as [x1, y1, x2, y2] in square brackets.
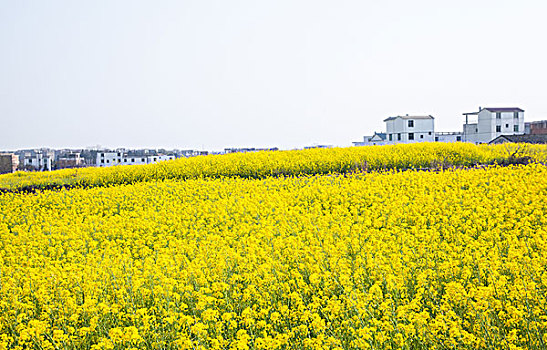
[1, 0, 546, 151]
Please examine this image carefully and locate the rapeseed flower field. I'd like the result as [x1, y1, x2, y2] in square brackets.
[1, 144, 547, 349]
[1, 142, 545, 192]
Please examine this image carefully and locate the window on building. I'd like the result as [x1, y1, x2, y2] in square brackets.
[514, 112, 519, 119]
[435, 137, 439, 141]
[496, 112, 501, 119]
[107, 160, 110, 163]
[420, 135, 423, 139]
[514, 125, 519, 132]
[101, 159, 104, 163]
[456, 136, 462, 141]
[408, 120, 414, 127]
[397, 133, 401, 141]
[142, 158, 145, 162]
[131, 158, 135, 162]
[505, 124, 509, 128]
[496, 125, 501, 132]
[389, 134, 392, 141]
[409, 133, 414, 140]
[428, 131, 432, 135]
[124, 159, 127, 162]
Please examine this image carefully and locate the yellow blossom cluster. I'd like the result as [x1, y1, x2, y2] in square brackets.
[1, 146, 547, 349]
[1, 142, 545, 192]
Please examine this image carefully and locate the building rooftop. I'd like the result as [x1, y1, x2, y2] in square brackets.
[383, 115, 434, 122]
[489, 134, 547, 144]
[484, 107, 524, 113]
[435, 131, 463, 135]
[373, 132, 387, 138]
[526, 120, 547, 125]
[464, 107, 524, 115]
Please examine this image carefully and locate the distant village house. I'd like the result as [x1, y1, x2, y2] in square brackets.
[463, 107, 524, 143]
[354, 115, 439, 146]
[22, 150, 54, 171]
[525, 120, 547, 135]
[96, 151, 176, 167]
[354, 107, 533, 146]
[489, 134, 547, 145]
[0, 153, 19, 174]
[56, 152, 84, 169]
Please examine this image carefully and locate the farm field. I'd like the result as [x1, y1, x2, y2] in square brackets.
[1, 144, 547, 349]
[1, 143, 546, 193]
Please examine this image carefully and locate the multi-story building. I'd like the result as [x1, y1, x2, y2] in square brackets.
[463, 107, 524, 143]
[0, 153, 19, 174]
[56, 152, 84, 169]
[353, 115, 435, 146]
[96, 151, 176, 167]
[384, 115, 435, 143]
[22, 150, 54, 171]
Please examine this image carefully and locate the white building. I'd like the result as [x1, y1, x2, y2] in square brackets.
[224, 147, 279, 153]
[352, 133, 388, 146]
[383, 115, 435, 143]
[96, 151, 175, 167]
[435, 132, 463, 143]
[23, 150, 54, 171]
[463, 107, 525, 144]
[178, 150, 209, 157]
[303, 145, 333, 150]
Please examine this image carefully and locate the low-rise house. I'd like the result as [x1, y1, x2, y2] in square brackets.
[224, 147, 278, 153]
[56, 152, 84, 169]
[304, 145, 333, 150]
[463, 107, 525, 143]
[525, 120, 547, 135]
[225, 148, 257, 154]
[434, 132, 463, 142]
[489, 134, 547, 145]
[0, 153, 19, 174]
[178, 150, 209, 157]
[352, 133, 388, 146]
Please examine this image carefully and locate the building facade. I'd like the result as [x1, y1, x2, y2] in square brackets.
[96, 151, 176, 167]
[463, 107, 525, 143]
[434, 132, 463, 143]
[0, 154, 19, 174]
[56, 153, 84, 169]
[383, 115, 435, 143]
[224, 147, 279, 153]
[177, 150, 209, 158]
[525, 120, 547, 135]
[352, 133, 388, 146]
[22, 150, 54, 171]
